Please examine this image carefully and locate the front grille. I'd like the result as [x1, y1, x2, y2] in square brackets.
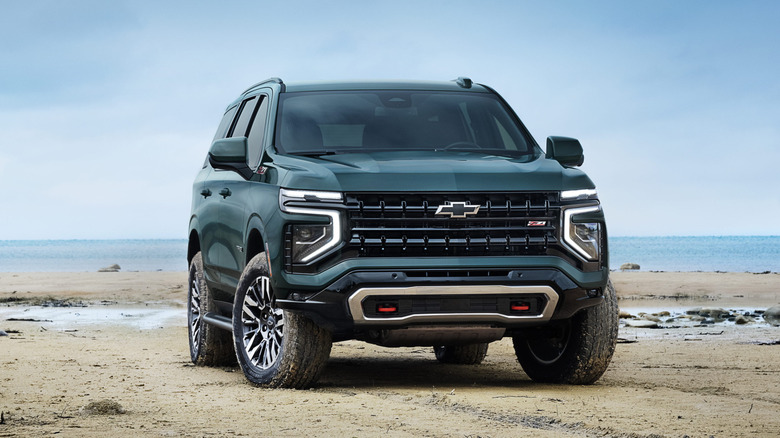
[345, 192, 560, 258]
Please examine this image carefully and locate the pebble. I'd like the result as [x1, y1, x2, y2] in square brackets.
[734, 315, 753, 325]
[0, 330, 7, 336]
[698, 308, 729, 318]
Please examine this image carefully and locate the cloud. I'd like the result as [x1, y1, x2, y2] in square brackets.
[1, 1, 779, 238]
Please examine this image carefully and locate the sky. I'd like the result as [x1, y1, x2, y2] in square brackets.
[1, 0, 778, 239]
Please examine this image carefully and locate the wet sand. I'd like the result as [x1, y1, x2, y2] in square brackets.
[1, 271, 779, 437]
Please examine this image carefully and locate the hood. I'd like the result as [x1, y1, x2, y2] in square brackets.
[273, 150, 594, 192]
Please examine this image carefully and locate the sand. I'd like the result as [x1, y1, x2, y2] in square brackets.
[1, 271, 779, 437]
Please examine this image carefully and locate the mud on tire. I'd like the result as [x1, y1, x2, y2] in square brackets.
[434, 343, 489, 365]
[233, 253, 332, 389]
[188, 252, 236, 366]
[513, 280, 618, 384]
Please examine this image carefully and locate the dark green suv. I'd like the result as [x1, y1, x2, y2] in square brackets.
[187, 77, 617, 388]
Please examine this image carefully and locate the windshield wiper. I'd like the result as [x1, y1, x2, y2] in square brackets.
[289, 150, 341, 156]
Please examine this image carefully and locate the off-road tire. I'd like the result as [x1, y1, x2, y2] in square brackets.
[233, 253, 332, 388]
[513, 280, 618, 384]
[188, 252, 235, 366]
[434, 343, 489, 365]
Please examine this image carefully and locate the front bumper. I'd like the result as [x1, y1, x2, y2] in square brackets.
[276, 265, 608, 339]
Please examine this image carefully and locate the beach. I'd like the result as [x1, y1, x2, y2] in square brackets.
[1, 271, 778, 437]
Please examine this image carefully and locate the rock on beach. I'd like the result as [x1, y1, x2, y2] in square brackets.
[764, 305, 780, 326]
[625, 319, 659, 328]
[620, 263, 640, 270]
[98, 264, 121, 273]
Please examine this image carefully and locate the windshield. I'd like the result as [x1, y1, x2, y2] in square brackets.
[274, 90, 539, 158]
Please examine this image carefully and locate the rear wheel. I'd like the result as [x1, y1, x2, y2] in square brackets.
[233, 253, 332, 388]
[188, 252, 235, 366]
[513, 280, 618, 384]
[434, 343, 489, 365]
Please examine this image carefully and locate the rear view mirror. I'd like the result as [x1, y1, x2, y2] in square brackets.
[546, 136, 584, 167]
[209, 137, 253, 179]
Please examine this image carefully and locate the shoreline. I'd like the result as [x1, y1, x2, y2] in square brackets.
[2, 271, 778, 332]
[1, 270, 778, 306]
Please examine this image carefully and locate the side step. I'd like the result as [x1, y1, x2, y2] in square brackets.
[203, 312, 232, 331]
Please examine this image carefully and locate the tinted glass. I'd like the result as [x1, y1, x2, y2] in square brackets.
[247, 95, 269, 168]
[275, 91, 537, 159]
[230, 96, 258, 138]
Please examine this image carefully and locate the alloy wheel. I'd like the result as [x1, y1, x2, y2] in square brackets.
[188, 269, 202, 350]
[241, 276, 285, 369]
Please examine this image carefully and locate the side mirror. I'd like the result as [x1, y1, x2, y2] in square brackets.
[546, 136, 584, 167]
[209, 137, 253, 179]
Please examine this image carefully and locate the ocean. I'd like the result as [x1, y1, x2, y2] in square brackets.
[0, 236, 778, 273]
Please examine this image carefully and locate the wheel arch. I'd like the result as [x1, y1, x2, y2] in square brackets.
[188, 228, 201, 264]
[245, 214, 268, 266]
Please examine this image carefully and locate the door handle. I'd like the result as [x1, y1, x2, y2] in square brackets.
[219, 188, 231, 198]
[201, 188, 212, 198]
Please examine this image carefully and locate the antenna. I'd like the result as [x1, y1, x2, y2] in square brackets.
[453, 77, 473, 89]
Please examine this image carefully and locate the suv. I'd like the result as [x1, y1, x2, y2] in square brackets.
[187, 77, 617, 388]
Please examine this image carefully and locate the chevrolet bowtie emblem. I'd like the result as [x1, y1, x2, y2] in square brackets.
[434, 202, 480, 218]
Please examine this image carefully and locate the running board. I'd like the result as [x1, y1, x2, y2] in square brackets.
[203, 312, 232, 331]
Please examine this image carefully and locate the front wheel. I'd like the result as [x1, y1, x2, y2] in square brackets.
[513, 280, 618, 384]
[232, 253, 332, 388]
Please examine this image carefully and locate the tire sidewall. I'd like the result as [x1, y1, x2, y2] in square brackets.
[514, 279, 618, 384]
[516, 315, 583, 379]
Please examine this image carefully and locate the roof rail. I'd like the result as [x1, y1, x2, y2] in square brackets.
[242, 77, 285, 95]
[453, 76, 473, 89]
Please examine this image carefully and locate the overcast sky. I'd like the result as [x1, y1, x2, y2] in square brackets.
[1, 1, 778, 239]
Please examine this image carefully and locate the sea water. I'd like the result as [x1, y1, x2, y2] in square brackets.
[0, 236, 778, 273]
[0, 239, 187, 272]
[609, 236, 780, 273]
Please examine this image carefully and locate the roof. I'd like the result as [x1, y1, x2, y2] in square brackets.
[283, 79, 489, 93]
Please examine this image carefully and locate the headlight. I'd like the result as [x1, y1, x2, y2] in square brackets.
[291, 224, 334, 263]
[280, 189, 343, 208]
[563, 205, 601, 261]
[280, 189, 343, 264]
[561, 189, 598, 201]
